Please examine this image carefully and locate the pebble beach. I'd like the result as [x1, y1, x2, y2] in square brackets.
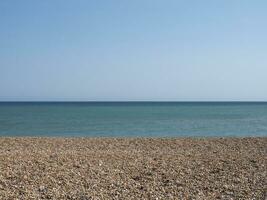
[0, 137, 266, 199]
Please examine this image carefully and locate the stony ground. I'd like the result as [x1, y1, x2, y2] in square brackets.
[0, 137, 266, 199]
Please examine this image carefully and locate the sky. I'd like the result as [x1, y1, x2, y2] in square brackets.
[0, 0, 266, 101]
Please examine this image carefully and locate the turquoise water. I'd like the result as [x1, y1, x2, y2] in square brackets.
[0, 102, 266, 137]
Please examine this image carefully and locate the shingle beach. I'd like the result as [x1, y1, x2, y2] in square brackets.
[0, 137, 266, 199]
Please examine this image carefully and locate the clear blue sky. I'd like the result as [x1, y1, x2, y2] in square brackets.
[0, 1, 266, 101]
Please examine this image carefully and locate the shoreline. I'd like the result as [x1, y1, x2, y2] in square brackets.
[1, 135, 266, 138]
[0, 137, 266, 199]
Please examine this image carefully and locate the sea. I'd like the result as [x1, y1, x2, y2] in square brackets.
[0, 102, 266, 137]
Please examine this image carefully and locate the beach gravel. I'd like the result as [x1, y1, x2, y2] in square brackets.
[0, 137, 266, 199]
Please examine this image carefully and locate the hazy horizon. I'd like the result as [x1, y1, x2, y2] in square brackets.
[1, 1, 266, 101]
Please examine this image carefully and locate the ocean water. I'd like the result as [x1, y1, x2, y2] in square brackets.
[0, 102, 266, 137]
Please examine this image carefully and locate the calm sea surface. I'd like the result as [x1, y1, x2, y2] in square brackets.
[0, 102, 266, 137]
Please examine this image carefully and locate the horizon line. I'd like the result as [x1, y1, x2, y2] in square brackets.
[0, 101, 267, 103]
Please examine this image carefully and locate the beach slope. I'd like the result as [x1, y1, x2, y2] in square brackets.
[0, 137, 266, 199]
